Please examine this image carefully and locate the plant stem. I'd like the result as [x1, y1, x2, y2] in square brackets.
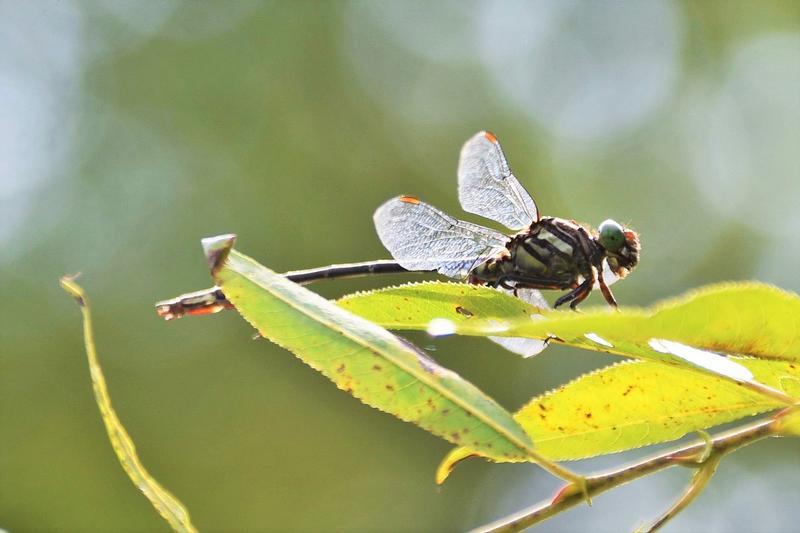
[472, 416, 777, 533]
[642, 453, 721, 532]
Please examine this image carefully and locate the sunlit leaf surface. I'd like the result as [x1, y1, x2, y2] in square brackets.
[60, 278, 197, 533]
[339, 281, 544, 331]
[204, 236, 538, 461]
[437, 357, 800, 483]
[340, 282, 800, 400]
[339, 282, 800, 364]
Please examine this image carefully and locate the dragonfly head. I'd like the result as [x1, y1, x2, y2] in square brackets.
[598, 219, 640, 278]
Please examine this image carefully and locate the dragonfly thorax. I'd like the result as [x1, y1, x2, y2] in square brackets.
[470, 217, 599, 291]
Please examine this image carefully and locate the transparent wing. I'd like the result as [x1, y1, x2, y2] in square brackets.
[592, 259, 620, 289]
[458, 131, 538, 230]
[489, 286, 550, 358]
[373, 196, 509, 279]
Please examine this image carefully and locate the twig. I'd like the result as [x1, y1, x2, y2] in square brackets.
[641, 453, 721, 532]
[472, 415, 778, 532]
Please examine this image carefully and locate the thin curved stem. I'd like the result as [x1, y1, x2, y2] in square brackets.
[641, 453, 721, 532]
[472, 415, 778, 533]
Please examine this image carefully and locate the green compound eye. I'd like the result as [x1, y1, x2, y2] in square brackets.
[598, 219, 625, 252]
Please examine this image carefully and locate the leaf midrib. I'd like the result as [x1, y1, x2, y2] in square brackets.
[226, 252, 535, 456]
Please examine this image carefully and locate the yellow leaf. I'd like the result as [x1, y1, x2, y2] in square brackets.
[61, 277, 197, 533]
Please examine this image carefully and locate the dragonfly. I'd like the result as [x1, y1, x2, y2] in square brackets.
[156, 131, 640, 354]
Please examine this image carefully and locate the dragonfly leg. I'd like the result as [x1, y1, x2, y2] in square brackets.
[568, 279, 593, 309]
[554, 278, 592, 309]
[597, 270, 618, 308]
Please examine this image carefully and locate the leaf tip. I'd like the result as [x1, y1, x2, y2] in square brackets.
[60, 274, 86, 306]
[435, 448, 476, 485]
[202, 234, 236, 274]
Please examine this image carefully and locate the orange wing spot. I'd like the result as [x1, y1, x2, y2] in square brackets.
[399, 195, 420, 204]
[484, 131, 498, 143]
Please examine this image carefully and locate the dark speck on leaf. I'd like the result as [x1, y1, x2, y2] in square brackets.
[455, 306, 473, 317]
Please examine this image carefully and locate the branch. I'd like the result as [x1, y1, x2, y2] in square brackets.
[640, 452, 721, 532]
[473, 415, 780, 533]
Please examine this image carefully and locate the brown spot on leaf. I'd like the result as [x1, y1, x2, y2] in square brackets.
[386, 384, 395, 391]
[455, 306, 474, 318]
[336, 364, 346, 374]
[373, 364, 382, 371]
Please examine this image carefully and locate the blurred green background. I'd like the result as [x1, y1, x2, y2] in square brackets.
[2, 1, 799, 531]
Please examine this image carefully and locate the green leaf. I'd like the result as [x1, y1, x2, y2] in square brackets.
[339, 281, 544, 331]
[61, 277, 197, 533]
[437, 357, 800, 483]
[339, 282, 799, 402]
[339, 282, 800, 364]
[202, 235, 538, 461]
